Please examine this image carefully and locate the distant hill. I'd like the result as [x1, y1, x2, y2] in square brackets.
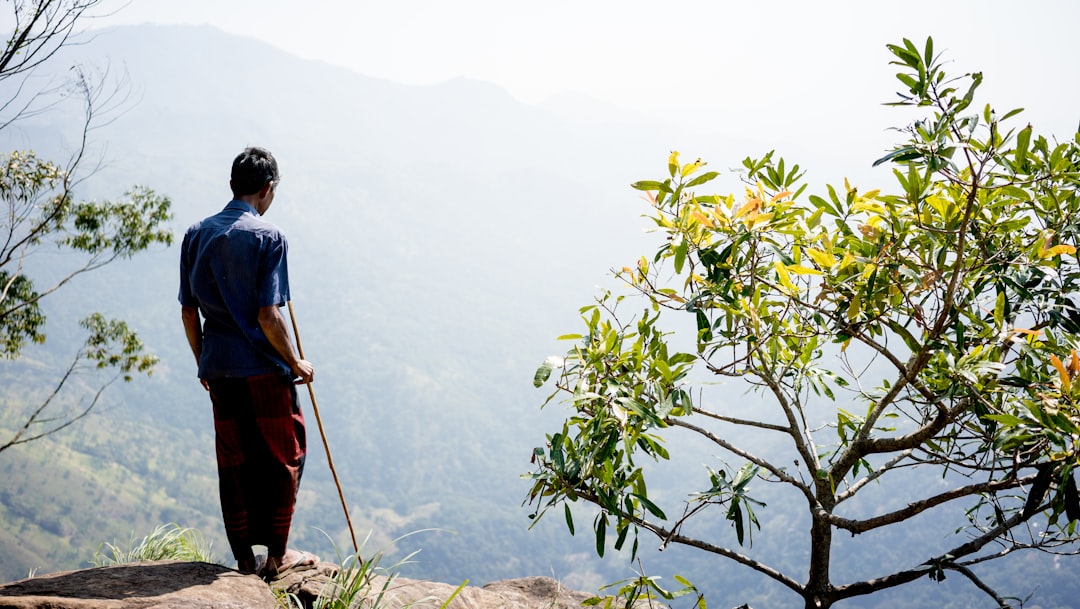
[1, 24, 1078, 609]
[0, 21, 685, 594]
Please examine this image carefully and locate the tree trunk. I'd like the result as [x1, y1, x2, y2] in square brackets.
[805, 487, 835, 609]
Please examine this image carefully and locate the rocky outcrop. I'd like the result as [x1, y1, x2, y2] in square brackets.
[274, 562, 593, 609]
[0, 561, 595, 609]
[0, 561, 277, 608]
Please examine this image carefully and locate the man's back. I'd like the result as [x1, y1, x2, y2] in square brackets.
[179, 200, 291, 379]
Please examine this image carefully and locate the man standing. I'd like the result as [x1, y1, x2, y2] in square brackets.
[179, 147, 317, 579]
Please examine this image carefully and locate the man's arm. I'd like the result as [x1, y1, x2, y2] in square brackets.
[182, 305, 202, 363]
[181, 305, 210, 391]
[258, 304, 314, 383]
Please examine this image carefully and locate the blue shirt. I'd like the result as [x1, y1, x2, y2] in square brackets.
[179, 200, 291, 379]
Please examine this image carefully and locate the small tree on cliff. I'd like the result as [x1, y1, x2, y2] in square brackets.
[528, 38, 1080, 609]
[0, 0, 172, 453]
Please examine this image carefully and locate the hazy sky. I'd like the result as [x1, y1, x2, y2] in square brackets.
[101, 1, 1078, 139]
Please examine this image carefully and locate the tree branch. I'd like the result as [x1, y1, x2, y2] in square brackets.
[829, 474, 1033, 534]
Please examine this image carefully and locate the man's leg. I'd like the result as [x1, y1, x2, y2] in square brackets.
[208, 377, 259, 570]
[247, 374, 307, 564]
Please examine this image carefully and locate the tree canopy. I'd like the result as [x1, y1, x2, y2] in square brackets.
[529, 37, 1080, 609]
[0, 0, 172, 453]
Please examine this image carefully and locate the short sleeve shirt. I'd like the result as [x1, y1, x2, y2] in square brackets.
[179, 200, 291, 379]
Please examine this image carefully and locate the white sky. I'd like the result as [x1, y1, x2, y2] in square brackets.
[100, 0, 1080, 143]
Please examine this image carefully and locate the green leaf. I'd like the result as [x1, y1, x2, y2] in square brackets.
[595, 515, 607, 557]
[633, 493, 667, 519]
[533, 356, 564, 388]
[674, 240, 688, 274]
[632, 180, 666, 192]
[873, 146, 923, 167]
[1015, 124, 1032, 167]
[732, 462, 758, 491]
[686, 171, 720, 188]
[613, 523, 629, 551]
[983, 414, 1027, 427]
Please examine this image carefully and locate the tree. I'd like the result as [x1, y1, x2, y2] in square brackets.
[0, 0, 172, 453]
[528, 38, 1080, 609]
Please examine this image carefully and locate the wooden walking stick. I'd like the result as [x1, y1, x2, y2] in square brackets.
[287, 300, 362, 563]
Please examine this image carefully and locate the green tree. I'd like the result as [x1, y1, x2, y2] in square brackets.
[529, 38, 1080, 609]
[0, 0, 171, 453]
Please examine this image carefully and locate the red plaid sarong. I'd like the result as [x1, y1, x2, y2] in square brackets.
[208, 374, 306, 559]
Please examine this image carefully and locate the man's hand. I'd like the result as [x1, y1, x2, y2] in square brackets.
[292, 359, 314, 384]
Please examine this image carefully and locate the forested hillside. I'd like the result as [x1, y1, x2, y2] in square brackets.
[1, 24, 1078, 609]
[0, 21, 677, 592]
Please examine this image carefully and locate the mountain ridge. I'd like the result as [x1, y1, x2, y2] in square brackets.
[2, 23, 1077, 609]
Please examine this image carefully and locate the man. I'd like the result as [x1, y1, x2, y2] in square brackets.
[179, 147, 317, 579]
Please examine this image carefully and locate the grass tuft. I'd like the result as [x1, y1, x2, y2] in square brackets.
[279, 529, 466, 609]
[90, 523, 216, 566]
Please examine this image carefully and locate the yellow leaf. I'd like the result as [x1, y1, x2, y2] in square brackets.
[668, 150, 681, 175]
[1071, 349, 1080, 378]
[1051, 354, 1071, 392]
[847, 292, 862, 322]
[774, 261, 797, 292]
[681, 158, 703, 178]
[734, 197, 761, 219]
[1039, 244, 1076, 259]
[805, 248, 835, 269]
[926, 195, 952, 218]
[770, 190, 792, 202]
[747, 212, 774, 228]
[852, 201, 886, 214]
[820, 232, 834, 253]
[861, 262, 878, 279]
[690, 210, 712, 227]
[787, 264, 823, 276]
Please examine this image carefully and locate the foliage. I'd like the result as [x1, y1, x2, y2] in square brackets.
[0, 0, 172, 454]
[279, 529, 467, 609]
[90, 523, 216, 566]
[0, 312, 158, 452]
[529, 37, 1080, 609]
[583, 563, 704, 609]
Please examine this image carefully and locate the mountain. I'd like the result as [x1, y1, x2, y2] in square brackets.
[0, 22, 687, 594]
[2, 24, 1078, 609]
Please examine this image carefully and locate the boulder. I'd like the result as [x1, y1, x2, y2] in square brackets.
[0, 561, 595, 609]
[271, 564, 593, 609]
[0, 561, 277, 609]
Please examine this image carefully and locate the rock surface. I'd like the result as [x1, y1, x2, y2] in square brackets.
[272, 562, 593, 609]
[0, 561, 595, 609]
[0, 561, 277, 608]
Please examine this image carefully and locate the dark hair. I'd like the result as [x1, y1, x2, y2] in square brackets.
[230, 147, 279, 197]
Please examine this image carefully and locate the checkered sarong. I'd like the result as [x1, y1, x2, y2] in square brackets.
[208, 374, 306, 559]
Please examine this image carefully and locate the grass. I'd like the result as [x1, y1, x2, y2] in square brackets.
[90, 523, 216, 566]
[278, 529, 466, 609]
[88, 523, 471, 609]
